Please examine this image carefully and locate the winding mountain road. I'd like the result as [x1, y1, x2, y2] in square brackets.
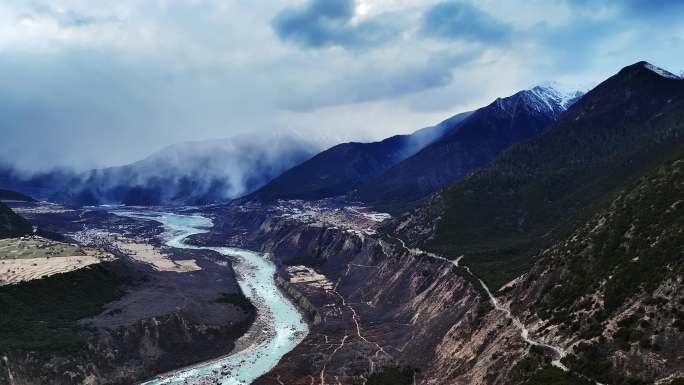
[389, 236, 569, 371]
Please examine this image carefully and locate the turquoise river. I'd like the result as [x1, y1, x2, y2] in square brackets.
[113, 211, 308, 385]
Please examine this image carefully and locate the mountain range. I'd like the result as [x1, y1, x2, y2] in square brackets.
[245, 111, 472, 201]
[249, 84, 582, 209]
[356, 84, 583, 210]
[2, 61, 684, 385]
[1, 83, 584, 210]
[1, 131, 332, 206]
[395, 60, 684, 288]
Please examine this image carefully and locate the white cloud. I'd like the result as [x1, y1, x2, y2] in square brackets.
[0, 0, 683, 171]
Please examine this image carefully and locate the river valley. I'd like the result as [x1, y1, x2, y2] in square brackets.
[112, 211, 309, 385]
[5, 197, 678, 385]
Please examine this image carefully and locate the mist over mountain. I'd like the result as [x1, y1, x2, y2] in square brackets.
[2, 82, 582, 208]
[249, 84, 582, 208]
[3, 0, 684, 384]
[395, 61, 684, 287]
[356, 84, 584, 210]
[246, 111, 472, 201]
[1, 131, 335, 206]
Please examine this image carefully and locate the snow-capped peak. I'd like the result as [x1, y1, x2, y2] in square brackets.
[641, 62, 682, 80]
[492, 82, 585, 117]
[525, 82, 584, 114]
[526, 81, 584, 112]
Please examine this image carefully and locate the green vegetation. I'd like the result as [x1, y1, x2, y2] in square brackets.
[364, 366, 416, 385]
[566, 342, 612, 384]
[430, 142, 684, 289]
[0, 264, 127, 352]
[216, 292, 255, 312]
[537, 156, 684, 323]
[0, 237, 83, 260]
[523, 366, 592, 385]
[526, 155, 684, 384]
[423, 66, 684, 289]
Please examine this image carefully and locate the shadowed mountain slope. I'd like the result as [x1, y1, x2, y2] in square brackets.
[247, 111, 472, 201]
[0, 202, 33, 238]
[395, 61, 684, 288]
[358, 84, 583, 211]
[0, 189, 35, 202]
[2, 131, 330, 207]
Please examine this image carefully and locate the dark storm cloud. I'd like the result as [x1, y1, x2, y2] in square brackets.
[421, 1, 512, 44]
[271, 0, 398, 49]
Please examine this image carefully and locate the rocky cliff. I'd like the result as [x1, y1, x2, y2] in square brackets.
[193, 203, 572, 385]
[196, 168, 684, 384]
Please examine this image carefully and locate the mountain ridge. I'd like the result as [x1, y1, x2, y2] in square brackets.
[393, 60, 684, 288]
[356, 83, 583, 210]
[0, 201, 33, 238]
[245, 111, 473, 201]
[1, 131, 331, 207]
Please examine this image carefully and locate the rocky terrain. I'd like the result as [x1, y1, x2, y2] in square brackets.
[505, 154, 684, 385]
[183, 62, 684, 385]
[190, 162, 682, 384]
[184, 199, 580, 385]
[0, 203, 255, 385]
[2, 62, 683, 385]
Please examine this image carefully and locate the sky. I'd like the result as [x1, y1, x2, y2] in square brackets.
[1, 0, 683, 171]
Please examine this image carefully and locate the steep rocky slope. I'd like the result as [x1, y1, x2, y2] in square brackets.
[190, 203, 579, 385]
[192, 154, 683, 384]
[505, 153, 684, 385]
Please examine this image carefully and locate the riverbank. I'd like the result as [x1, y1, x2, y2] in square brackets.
[274, 272, 322, 326]
[113, 211, 308, 385]
[0, 204, 254, 385]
